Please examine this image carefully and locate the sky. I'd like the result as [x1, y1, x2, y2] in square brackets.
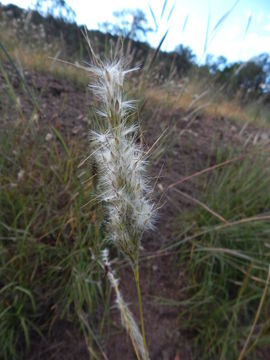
[1, 0, 270, 63]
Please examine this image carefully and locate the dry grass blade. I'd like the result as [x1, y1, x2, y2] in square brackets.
[211, 0, 240, 36]
[171, 188, 227, 223]
[168, 155, 245, 189]
[48, 56, 89, 71]
[203, 11, 211, 55]
[215, 215, 270, 231]
[81, 26, 101, 67]
[77, 311, 109, 360]
[186, 90, 209, 111]
[149, 214, 270, 259]
[166, 1, 176, 23]
[147, 29, 169, 71]
[196, 247, 253, 262]
[160, 0, 168, 19]
[182, 15, 189, 33]
[142, 128, 167, 162]
[245, 14, 252, 37]
[148, 3, 158, 31]
[238, 266, 270, 360]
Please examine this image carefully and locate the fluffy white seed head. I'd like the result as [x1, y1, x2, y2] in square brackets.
[89, 58, 155, 268]
[91, 124, 155, 266]
[89, 61, 138, 125]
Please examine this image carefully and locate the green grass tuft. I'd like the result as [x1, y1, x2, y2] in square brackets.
[0, 125, 106, 359]
[177, 148, 270, 360]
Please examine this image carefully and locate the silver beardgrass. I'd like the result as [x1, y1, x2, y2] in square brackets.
[89, 59, 155, 269]
[102, 249, 148, 360]
[88, 53, 154, 360]
[90, 125, 155, 267]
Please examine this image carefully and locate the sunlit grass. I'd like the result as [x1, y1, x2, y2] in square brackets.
[147, 80, 270, 128]
[0, 29, 88, 88]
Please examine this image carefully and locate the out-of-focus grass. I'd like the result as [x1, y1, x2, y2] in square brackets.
[15, 47, 89, 88]
[0, 122, 107, 359]
[2, 17, 269, 129]
[147, 80, 270, 128]
[175, 148, 270, 359]
[0, 29, 88, 88]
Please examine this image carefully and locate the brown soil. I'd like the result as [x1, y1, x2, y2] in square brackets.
[1, 61, 268, 360]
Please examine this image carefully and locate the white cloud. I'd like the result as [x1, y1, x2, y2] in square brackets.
[240, 32, 270, 59]
[257, 13, 263, 22]
[264, 23, 270, 31]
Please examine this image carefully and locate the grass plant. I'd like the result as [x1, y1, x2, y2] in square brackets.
[87, 47, 156, 359]
[0, 123, 106, 359]
[176, 147, 270, 359]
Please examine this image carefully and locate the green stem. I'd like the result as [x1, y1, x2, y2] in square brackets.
[134, 266, 149, 360]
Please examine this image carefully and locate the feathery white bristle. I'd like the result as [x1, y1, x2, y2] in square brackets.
[89, 61, 138, 122]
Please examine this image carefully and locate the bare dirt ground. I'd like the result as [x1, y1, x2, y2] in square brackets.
[1, 61, 267, 360]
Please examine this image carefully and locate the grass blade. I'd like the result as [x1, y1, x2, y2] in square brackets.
[52, 127, 71, 158]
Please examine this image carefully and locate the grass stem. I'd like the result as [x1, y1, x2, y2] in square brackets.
[134, 266, 149, 360]
[113, 282, 142, 360]
[238, 265, 270, 360]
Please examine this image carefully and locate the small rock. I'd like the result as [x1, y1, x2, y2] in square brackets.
[260, 132, 269, 142]
[50, 165, 57, 171]
[253, 132, 259, 145]
[82, 117, 90, 124]
[72, 125, 83, 135]
[186, 129, 198, 137]
[162, 348, 172, 360]
[152, 265, 158, 272]
[17, 169, 25, 181]
[45, 133, 53, 141]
